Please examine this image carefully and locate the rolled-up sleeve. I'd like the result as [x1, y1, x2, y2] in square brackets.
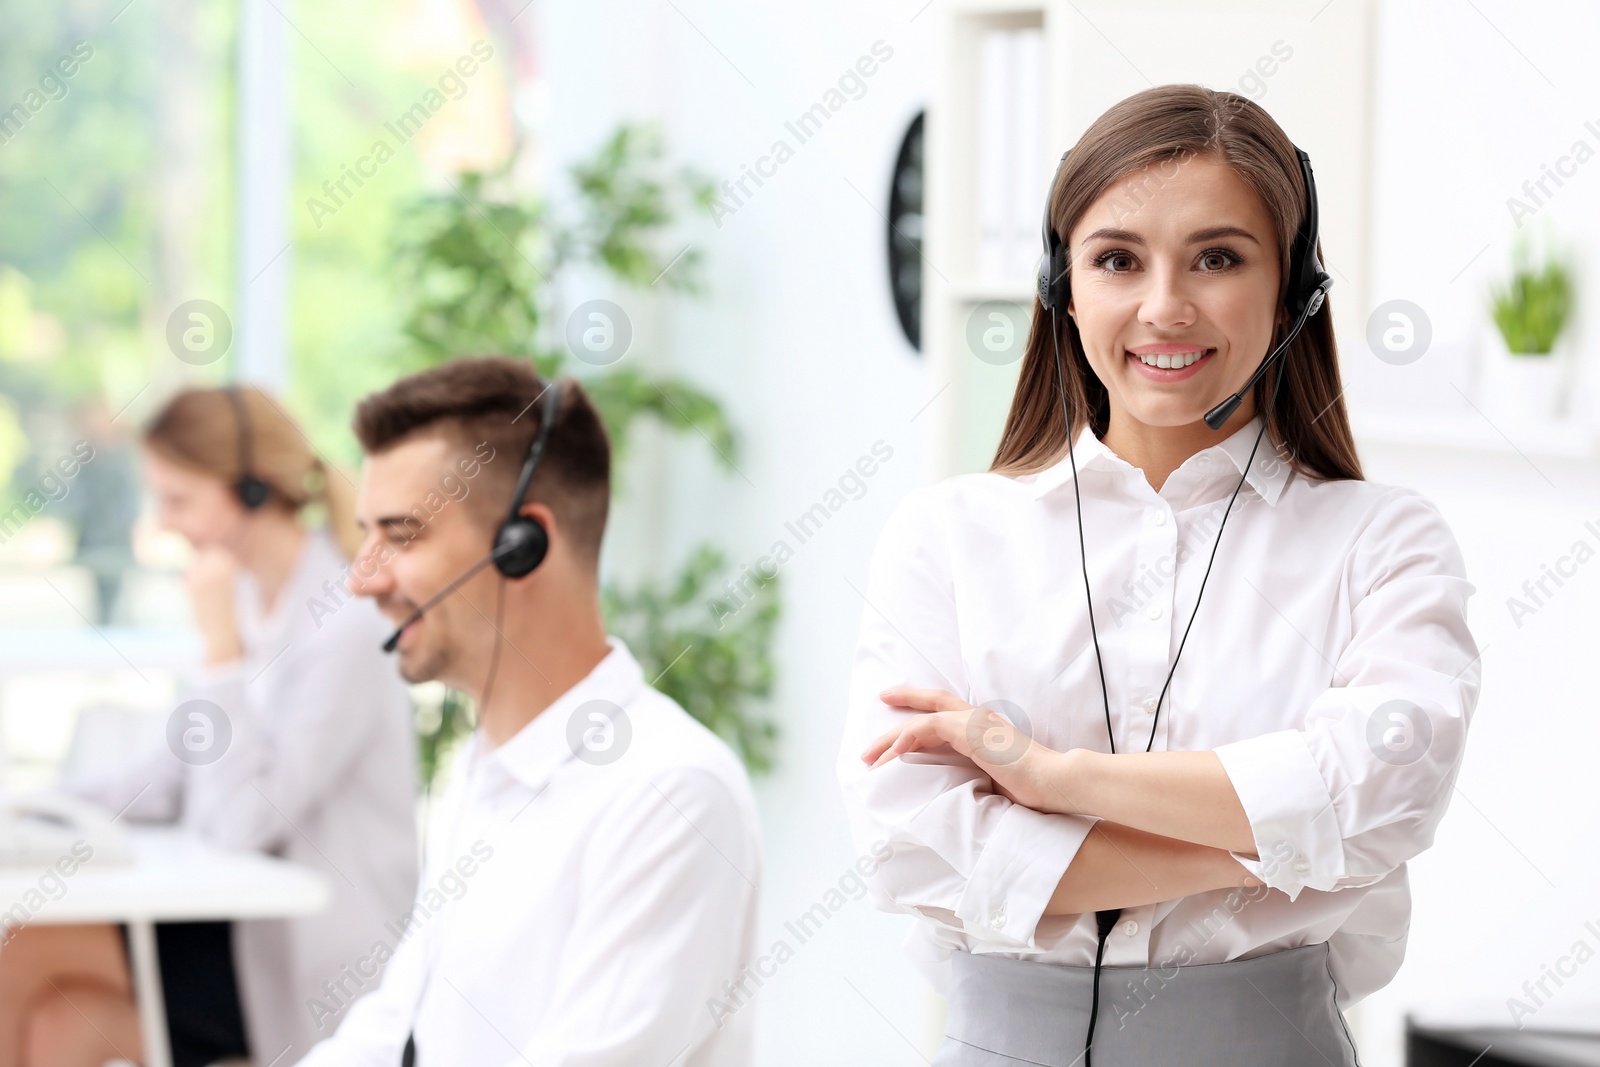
[836, 485, 1098, 948]
[1214, 487, 1481, 901]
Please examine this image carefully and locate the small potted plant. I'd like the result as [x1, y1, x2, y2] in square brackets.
[1480, 234, 1574, 420]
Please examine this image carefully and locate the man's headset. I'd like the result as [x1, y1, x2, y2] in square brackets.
[226, 386, 272, 510]
[380, 379, 566, 654]
[1036, 143, 1330, 1067]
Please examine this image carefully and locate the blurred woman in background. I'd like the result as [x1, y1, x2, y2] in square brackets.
[0, 386, 419, 1067]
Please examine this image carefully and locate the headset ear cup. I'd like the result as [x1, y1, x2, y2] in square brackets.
[1038, 243, 1069, 313]
[1053, 244, 1069, 313]
[492, 517, 549, 579]
[1038, 148, 1071, 313]
[1285, 146, 1327, 319]
[237, 475, 271, 510]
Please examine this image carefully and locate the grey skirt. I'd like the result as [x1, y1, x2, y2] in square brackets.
[931, 941, 1361, 1067]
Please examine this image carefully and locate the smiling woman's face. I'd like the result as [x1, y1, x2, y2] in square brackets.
[1065, 153, 1283, 432]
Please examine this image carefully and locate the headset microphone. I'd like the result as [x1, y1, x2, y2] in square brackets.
[1202, 275, 1329, 430]
[379, 378, 566, 654]
[381, 548, 503, 653]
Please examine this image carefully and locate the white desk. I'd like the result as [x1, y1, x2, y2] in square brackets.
[0, 826, 330, 1067]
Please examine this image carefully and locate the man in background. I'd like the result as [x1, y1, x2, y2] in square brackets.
[294, 356, 763, 1065]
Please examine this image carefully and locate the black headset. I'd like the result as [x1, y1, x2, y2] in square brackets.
[380, 377, 566, 655]
[492, 377, 564, 579]
[225, 385, 272, 510]
[1037, 142, 1330, 1067]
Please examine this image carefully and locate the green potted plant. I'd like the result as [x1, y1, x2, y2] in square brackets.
[392, 125, 781, 793]
[1482, 233, 1575, 420]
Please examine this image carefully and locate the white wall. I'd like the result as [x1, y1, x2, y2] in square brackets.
[533, 2, 1600, 1064]
[1352, 2, 1600, 1064]
[1353, 0, 1600, 424]
[536, 2, 945, 1062]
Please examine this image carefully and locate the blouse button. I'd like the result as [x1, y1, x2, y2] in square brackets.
[1141, 696, 1158, 714]
[991, 906, 1007, 928]
[1294, 860, 1312, 876]
[1145, 603, 1162, 620]
[1150, 510, 1167, 526]
[1122, 919, 1139, 936]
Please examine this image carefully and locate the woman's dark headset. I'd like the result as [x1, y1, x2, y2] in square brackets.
[1037, 143, 1332, 429]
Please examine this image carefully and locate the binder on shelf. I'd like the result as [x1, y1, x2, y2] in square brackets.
[975, 27, 1048, 285]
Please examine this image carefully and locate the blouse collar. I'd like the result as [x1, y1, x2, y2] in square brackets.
[1026, 415, 1293, 507]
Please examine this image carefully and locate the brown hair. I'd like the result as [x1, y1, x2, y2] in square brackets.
[352, 357, 611, 570]
[144, 386, 364, 558]
[991, 84, 1362, 483]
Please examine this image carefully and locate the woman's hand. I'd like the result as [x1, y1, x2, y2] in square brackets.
[861, 686, 1082, 815]
[186, 547, 243, 666]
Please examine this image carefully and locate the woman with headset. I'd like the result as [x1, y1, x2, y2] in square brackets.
[838, 85, 1480, 1065]
[0, 387, 419, 1067]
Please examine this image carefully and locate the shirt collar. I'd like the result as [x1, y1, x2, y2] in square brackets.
[1027, 415, 1292, 507]
[477, 634, 646, 793]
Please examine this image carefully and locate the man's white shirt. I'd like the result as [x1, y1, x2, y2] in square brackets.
[295, 635, 763, 1066]
[836, 415, 1482, 1008]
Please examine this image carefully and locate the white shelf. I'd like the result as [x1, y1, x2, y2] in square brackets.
[947, 277, 1036, 304]
[1351, 410, 1598, 460]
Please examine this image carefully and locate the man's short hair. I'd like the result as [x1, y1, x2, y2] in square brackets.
[353, 357, 611, 570]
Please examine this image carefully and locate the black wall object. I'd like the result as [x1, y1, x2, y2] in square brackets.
[887, 110, 925, 352]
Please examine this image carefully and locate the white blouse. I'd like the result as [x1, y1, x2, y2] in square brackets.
[835, 415, 1482, 1008]
[64, 528, 420, 1065]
